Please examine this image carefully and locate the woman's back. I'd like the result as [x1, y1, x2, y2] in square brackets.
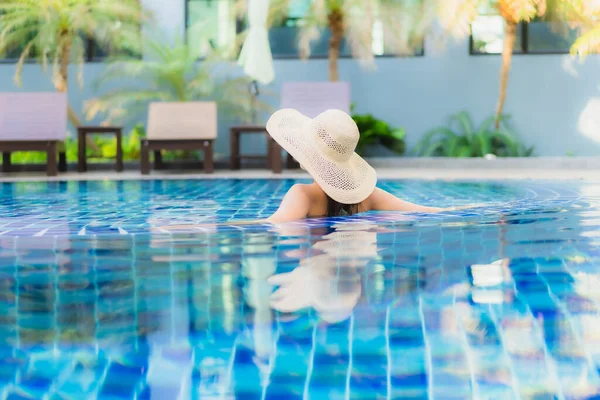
[268, 183, 443, 223]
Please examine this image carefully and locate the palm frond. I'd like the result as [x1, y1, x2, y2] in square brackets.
[377, 0, 433, 55]
[266, 0, 294, 26]
[87, 34, 272, 124]
[499, 0, 547, 23]
[296, 0, 329, 60]
[0, 0, 148, 89]
[571, 25, 600, 59]
[435, 0, 481, 40]
[71, 34, 86, 87]
[343, 0, 376, 64]
[13, 36, 36, 86]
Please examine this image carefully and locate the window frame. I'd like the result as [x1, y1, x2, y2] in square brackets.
[469, 19, 574, 56]
[184, 0, 425, 60]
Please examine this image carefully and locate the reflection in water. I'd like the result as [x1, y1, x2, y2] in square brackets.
[268, 223, 378, 322]
[0, 182, 600, 398]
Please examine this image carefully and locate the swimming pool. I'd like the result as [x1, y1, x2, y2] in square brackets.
[0, 179, 599, 399]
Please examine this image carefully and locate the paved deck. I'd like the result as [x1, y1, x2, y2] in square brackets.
[1, 157, 599, 182]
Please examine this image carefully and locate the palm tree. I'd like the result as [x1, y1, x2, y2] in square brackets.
[85, 36, 271, 126]
[559, 0, 600, 59]
[434, 0, 550, 129]
[494, 0, 548, 129]
[265, 0, 425, 81]
[0, 0, 148, 129]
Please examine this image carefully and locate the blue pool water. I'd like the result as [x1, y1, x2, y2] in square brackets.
[0, 179, 599, 399]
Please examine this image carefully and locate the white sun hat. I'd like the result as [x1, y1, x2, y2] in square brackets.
[266, 108, 377, 204]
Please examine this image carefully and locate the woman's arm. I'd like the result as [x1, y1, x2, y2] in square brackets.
[368, 188, 485, 213]
[368, 188, 443, 213]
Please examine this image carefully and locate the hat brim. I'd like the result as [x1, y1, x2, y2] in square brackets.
[266, 109, 377, 204]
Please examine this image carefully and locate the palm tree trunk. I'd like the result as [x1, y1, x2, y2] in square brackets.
[67, 105, 81, 128]
[55, 32, 71, 95]
[494, 20, 517, 129]
[328, 9, 345, 82]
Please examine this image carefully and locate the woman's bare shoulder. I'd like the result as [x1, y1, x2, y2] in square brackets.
[268, 184, 316, 223]
[289, 183, 325, 200]
[287, 183, 313, 198]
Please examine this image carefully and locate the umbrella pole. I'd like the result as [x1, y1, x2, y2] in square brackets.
[249, 80, 259, 124]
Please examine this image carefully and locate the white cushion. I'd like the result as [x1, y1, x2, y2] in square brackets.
[0, 92, 67, 141]
[147, 102, 217, 140]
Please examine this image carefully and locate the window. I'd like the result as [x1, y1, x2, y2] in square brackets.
[267, 9, 424, 58]
[470, 11, 579, 55]
[185, 0, 424, 59]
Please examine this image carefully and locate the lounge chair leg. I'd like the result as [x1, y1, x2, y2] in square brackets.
[2, 152, 11, 173]
[77, 129, 86, 173]
[203, 140, 214, 174]
[286, 153, 299, 169]
[230, 129, 240, 170]
[154, 150, 164, 170]
[47, 142, 58, 176]
[141, 141, 150, 175]
[271, 139, 282, 174]
[58, 151, 67, 172]
[116, 129, 124, 172]
[266, 133, 273, 170]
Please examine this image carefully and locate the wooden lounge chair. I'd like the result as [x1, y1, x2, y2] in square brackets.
[141, 102, 217, 175]
[230, 81, 351, 171]
[0, 92, 68, 176]
[280, 81, 351, 117]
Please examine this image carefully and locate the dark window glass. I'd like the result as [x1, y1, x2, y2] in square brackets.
[527, 21, 578, 53]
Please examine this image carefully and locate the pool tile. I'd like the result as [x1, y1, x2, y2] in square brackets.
[0, 180, 597, 398]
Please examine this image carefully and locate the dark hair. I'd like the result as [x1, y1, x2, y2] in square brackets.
[326, 194, 360, 217]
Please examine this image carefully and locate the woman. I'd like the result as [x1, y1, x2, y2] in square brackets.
[266, 108, 444, 223]
[160, 108, 468, 232]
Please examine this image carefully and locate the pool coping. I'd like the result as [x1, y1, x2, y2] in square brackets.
[1, 157, 599, 182]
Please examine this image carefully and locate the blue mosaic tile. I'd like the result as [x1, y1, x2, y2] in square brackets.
[0, 179, 598, 398]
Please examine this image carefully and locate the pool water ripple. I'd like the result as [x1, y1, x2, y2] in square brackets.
[0, 179, 599, 399]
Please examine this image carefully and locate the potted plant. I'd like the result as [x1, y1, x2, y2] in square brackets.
[352, 112, 406, 156]
[415, 111, 533, 157]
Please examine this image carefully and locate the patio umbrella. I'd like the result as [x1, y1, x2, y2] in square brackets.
[238, 0, 275, 85]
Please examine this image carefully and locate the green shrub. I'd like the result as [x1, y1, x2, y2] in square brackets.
[415, 111, 534, 157]
[10, 124, 147, 164]
[351, 113, 406, 156]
